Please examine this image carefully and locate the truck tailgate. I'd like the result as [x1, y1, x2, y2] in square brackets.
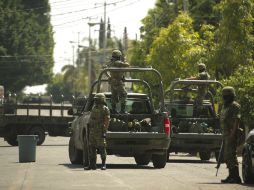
[106, 132, 167, 139]
[170, 133, 222, 152]
[172, 133, 222, 140]
[106, 132, 170, 155]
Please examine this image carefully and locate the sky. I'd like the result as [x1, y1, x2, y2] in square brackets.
[51, 0, 157, 73]
[24, 0, 157, 93]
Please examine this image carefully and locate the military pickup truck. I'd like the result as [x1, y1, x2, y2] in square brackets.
[0, 94, 74, 146]
[68, 67, 171, 168]
[242, 129, 254, 184]
[165, 79, 223, 161]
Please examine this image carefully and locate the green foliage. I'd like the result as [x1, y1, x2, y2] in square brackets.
[223, 66, 254, 130]
[147, 13, 203, 87]
[212, 0, 254, 78]
[46, 74, 73, 103]
[189, 0, 221, 30]
[0, 0, 54, 92]
[140, 0, 178, 53]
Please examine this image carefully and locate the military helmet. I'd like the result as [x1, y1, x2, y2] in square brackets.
[222, 86, 236, 97]
[112, 49, 122, 58]
[94, 93, 106, 103]
[198, 63, 206, 70]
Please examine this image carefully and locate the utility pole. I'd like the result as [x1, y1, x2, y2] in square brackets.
[72, 45, 75, 95]
[103, 1, 107, 65]
[77, 32, 80, 65]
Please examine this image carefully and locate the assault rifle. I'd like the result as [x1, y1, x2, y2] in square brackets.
[215, 140, 224, 176]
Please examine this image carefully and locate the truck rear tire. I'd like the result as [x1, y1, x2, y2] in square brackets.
[152, 151, 167, 168]
[29, 127, 45, 145]
[242, 149, 254, 184]
[199, 151, 211, 161]
[5, 135, 18, 146]
[69, 136, 83, 164]
[134, 153, 151, 165]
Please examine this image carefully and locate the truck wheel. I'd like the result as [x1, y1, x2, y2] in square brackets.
[5, 136, 18, 146]
[69, 136, 83, 164]
[242, 149, 254, 184]
[199, 152, 211, 161]
[134, 154, 151, 165]
[29, 127, 45, 145]
[83, 136, 89, 167]
[152, 151, 167, 168]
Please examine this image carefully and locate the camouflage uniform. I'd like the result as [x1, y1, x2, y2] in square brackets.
[193, 63, 210, 116]
[220, 86, 241, 183]
[87, 93, 110, 170]
[108, 50, 129, 113]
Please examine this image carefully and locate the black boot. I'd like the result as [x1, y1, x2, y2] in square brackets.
[221, 168, 233, 183]
[101, 159, 106, 170]
[227, 166, 241, 184]
[85, 160, 97, 170]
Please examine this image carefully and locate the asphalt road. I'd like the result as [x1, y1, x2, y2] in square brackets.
[0, 137, 253, 190]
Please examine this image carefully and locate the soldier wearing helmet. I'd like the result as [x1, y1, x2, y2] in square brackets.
[186, 63, 210, 116]
[219, 86, 241, 183]
[108, 49, 129, 113]
[86, 93, 110, 170]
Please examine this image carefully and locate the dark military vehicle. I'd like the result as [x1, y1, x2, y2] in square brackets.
[0, 94, 74, 146]
[165, 79, 223, 161]
[68, 68, 171, 168]
[242, 129, 254, 184]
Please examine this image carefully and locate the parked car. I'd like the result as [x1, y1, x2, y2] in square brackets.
[242, 129, 254, 184]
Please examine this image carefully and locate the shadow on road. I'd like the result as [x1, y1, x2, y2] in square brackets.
[40, 144, 68, 147]
[59, 163, 83, 169]
[0, 145, 15, 148]
[59, 163, 154, 170]
[102, 164, 154, 170]
[198, 182, 254, 187]
[167, 159, 214, 164]
[0, 144, 68, 147]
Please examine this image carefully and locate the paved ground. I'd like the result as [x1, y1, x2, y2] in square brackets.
[0, 136, 253, 190]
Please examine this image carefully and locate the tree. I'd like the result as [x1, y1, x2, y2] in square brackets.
[46, 74, 73, 103]
[189, 0, 221, 30]
[99, 18, 105, 49]
[0, 0, 54, 92]
[223, 66, 254, 131]
[212, 0, 254, 79]
[147, 13, 203, 87]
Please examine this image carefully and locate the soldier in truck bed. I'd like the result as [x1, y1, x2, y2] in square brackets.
[186, 63, 210, 116]
[107, 50, 129, 114]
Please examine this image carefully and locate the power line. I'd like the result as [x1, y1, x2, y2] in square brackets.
[50, 0, 77, 5]
[50, 4, 104, 17]
[50, 0, 128, 17]
[52, 0, 142, 27]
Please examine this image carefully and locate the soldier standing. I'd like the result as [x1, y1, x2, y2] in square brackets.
[220, 86, 241, 183]
[86, 93, 110, 170]
[108, 49, 129, 113]
[186, 63, 210, 116]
